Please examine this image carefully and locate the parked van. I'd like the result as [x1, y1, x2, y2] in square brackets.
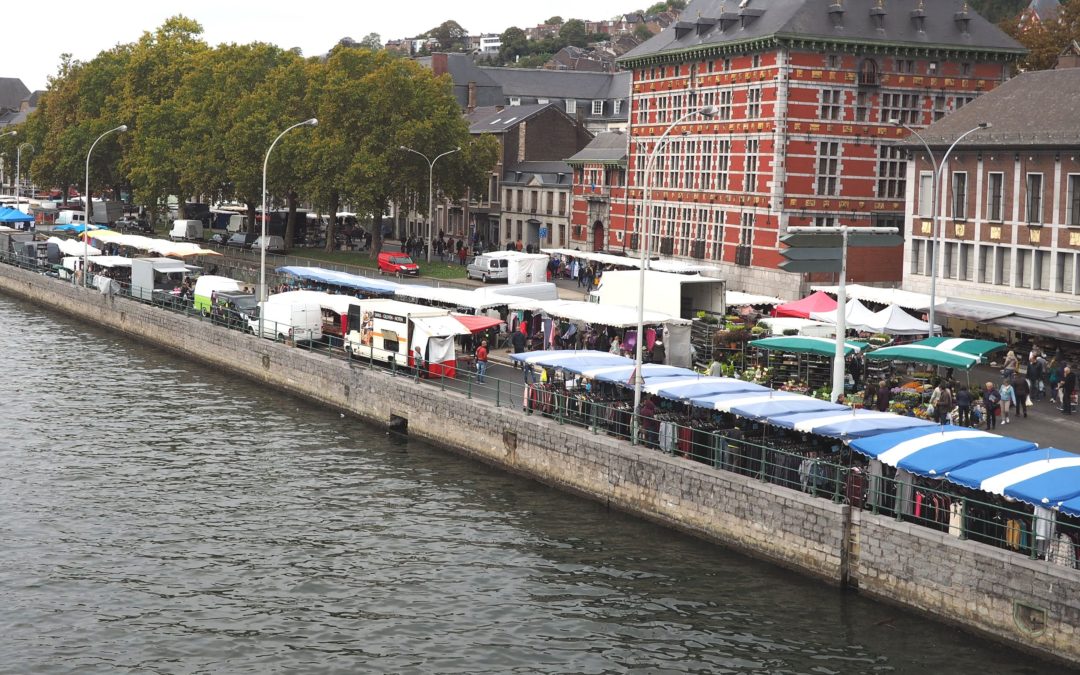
[169, 219, 204, 241]
[377, 251, 419, 276]
[248, 300, 322, 343]
[193, 275, 243, 314]
[55, 210, 87, 226]
[343, 299, 464, 377]
[253, 235, 285, 253]
[466, 254, 508, 283]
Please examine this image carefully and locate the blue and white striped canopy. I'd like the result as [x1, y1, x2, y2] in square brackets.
[644, 377, 769, 401]
[729, 396, 847, 421]
[766, 409, 936, 438]
[580, 364, 699, 383]
[849, 426, 1037, 476]
[511, 350, 633, 373]
[277, 266, 399, 295]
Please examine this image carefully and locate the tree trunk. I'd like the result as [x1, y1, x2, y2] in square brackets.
[324, 190, 339, 253]
[371, 196, 387, 259]
[246, 201, 258, 234]
[285, 190, 298, 250]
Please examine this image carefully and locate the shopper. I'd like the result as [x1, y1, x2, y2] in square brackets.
[1012, 372, 1030, 419]
[956, 386, 972, 427]
[474, 339, 489, 383]
[999, 378, 1016, 424]
[1002, 350, 1018, 380]
[1061, 365, 1076, 415]
[933, 383, 953, 426]
[1028, 353, 1046, 401]
[875, 380, 890, 413]
[983, 381, 1001, 430]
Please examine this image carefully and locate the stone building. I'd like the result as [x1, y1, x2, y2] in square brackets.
[616, 0, 1024, 296]
[903, 66, 1080, 304]
[499, 161, 574, 250]
[566, 131, 630, 253]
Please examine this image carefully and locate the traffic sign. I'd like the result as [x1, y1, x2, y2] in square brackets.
[538, 227, 549, 239]
[778, 259, 842, 274]
[780, 233, 904, 248]
[778, 247, 844, 261]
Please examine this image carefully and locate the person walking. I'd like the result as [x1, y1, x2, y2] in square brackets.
[474, 339, 489, 384]
[1012, 372, 1030, 419]
[999, 378, 1016, 424]
[510, 327, 526, 368]
[1061, 365, 1076, 415]
[956, 386, 972, 427]
[1049, 358, 1063, 404]
[875, 380, 891, 413]
[983, 381, 1001, 430]
[933, 382, 953, 426]
[1002, 350, 1019, 380]
[1028, 353, 1046, 401]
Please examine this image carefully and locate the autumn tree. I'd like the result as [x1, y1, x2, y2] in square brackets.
[560, 19, 589, 48]
[428, 20, 468, 52]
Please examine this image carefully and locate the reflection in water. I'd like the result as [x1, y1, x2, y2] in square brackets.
[0, 294, 1058, 674]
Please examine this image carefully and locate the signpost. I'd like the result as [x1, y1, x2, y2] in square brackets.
[781, 226, 904, 402]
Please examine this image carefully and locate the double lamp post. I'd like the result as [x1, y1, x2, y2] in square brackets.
[399, 145, 461, 263]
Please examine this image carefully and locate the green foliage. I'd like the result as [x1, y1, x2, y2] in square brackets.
[427, 20, 469, 52]
[546, 16, 564, 26]
[359, 33, 382, 50]
[1001, 0, 1080, 72]
[970, 0, 1027, 23]
[559, 19, 588, 48]
[634, 24, 654, 41]
[499, 27, 528, 62]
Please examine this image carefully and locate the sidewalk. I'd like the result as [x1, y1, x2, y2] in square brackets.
[962, 363, 1080, 454]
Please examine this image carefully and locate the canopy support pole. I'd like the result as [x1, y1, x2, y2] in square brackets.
[831, 227, 849, 403]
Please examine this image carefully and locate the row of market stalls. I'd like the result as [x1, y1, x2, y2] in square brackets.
[511, 349, 1080, 520]
[773, 291, 939, 335]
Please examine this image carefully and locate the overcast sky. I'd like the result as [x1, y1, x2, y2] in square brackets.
[10, 0, 641, 92]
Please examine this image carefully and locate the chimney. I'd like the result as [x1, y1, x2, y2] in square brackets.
[467, 81, 477, 112]
[432, 52, 449, 76]
[495, 104, 505, 112]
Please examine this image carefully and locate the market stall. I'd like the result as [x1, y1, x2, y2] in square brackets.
[277, 266, 399, 297]
[809, 298, 879, 332]
[772, 291, 837, 319]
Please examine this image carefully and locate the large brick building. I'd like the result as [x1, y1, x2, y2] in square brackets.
[616, 0, 1024, 295]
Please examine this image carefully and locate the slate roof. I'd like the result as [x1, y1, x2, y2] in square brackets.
[566, 131, 630, 164]
[1027, 0, 1061, 21]
[902, 68, 1080, 148]
[620, 0, 1025, 64]
[482, 67, 630, 101]
[0, 78, 31, 111]
[502, 161, 574, 186]
[466, 103, 558, 133]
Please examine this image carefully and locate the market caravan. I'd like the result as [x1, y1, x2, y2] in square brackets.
[343, 299, 468, 377]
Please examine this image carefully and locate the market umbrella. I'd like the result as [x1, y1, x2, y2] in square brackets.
[909, 337, 1006, 360]
[848, 425, 1037, 476]
[765, 409, 936, 439]
[0, 207, 34, 223]
[864, 344, 981, 370]
[750, 336, 868, 357]
[645, 378, 769, 401]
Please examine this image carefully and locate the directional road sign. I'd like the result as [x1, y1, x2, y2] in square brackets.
[779, 229, 904, 273]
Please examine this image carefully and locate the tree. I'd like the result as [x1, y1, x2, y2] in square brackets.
[560, 19, 589, 48]
[359, 33, 382, 50]
[499, 27, 528, 63]
[547, 16, 564, 25]
[634, 23, 654, 41]
[1002, 0, 1080, 71]
[428, 20, 468, 52]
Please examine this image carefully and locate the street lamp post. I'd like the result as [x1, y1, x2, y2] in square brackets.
[399, 145, 462, 263]
[631, 105, 717, 446]
[16, 142, 34, 213]
[893, 119, 989, 337]
[83, 125, 127, 287]
[260, 117, 318, 336]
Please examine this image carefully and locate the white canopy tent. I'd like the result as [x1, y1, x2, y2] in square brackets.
[810, 298, 879, 331]
[48, 236, 101, 257]
[865, 304, 938, 335]
[756, 317, 835, 338]
[811, 284, 944, 311]
[727, 291, 784, 307]
[541, 248, 717, 274]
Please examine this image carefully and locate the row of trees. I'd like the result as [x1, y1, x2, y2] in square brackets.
[2, 16, 498, 255]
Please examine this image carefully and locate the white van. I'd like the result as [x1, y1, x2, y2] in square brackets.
[55, 210, 87, 226]
[169, 219, 204, 241]
[253, 235, 285, 253]
[467, 254, 509, 283]
[248, 301, 323, 343]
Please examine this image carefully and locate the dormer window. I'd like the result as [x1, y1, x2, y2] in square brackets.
[591, 100, 604, 115]
[565, 99, 577, 115]
[509, 97, 521, 106]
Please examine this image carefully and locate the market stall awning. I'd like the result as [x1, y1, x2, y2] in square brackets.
[412, 314, 473, 338]
[453, 315, 502, 334]
[277, 266, 398, 295]
[750, 336, 868, 357]
[48, 236, 100, 257]
[0, 207, 34, 223]
[848, 426, 1037, 476]
[1001, 461, 1080, 512]
[772, 291, 837, 319]
[765, 409, 936, 438]
[914, 337, 1007, 359]
[811, 284, 944, 311]
[864, 304, 935, 335]
[809, 298, 879, 331]
[645, 378, 769, 401]
[88, 230, 221, 257]
[578, 363, 698, 383]
[689, 390, 804, 414]
[727, 396, 847, 421]
[864, 344, 981, 370]
[512, 350, 633, 373]
[727, 291, 784, 307]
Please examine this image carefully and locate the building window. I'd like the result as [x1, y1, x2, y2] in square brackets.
[509, 97, 521, 106]
[814, 216, 836, 228]
[1027, 173, 1044, 224]
[881, 92, 921, 125]
[745, 139, 759, 192]
[987, 172, 1004, 222]
[537, 98, 549, 104]
[718, 89, 732, 120]
[933, 95, 947, 121]
[717, 140, 731, 190]
[711, 216, 724, 260]
[752, 54, 761, 69]
[591, 100, 604, 115]
[723, 57, 731, 71]
[919, 172, 933, 218]
[821, 89, 842, 120]
[827, 53, 841, 69]
[961, 62, 972, 77]
[855, 91, 870, 122]
[877, 146, 906, 199]
[951, 172, 968, 220]
[746, 87, 761, 118]
[895, 58, 915, 74]
[565, 99, 577, 115]
[739, 212, 754, 246]
[613, 99, 622, 115]
[955, 95, 975, 109]
[816, 142, 840, 197]
[1068, 175, 1080, 226]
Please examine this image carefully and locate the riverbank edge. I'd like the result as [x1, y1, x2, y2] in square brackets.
[1, 265, 1076, 666]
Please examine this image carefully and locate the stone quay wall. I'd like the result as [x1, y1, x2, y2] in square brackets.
[0, 262, 1077, 666]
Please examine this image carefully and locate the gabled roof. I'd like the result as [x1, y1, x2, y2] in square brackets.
[620, 0, 1025, 65]
[466, 103, 559, 133]
[903, 68, 1080, 148]
[566, 131, 629, 165]
[481, 66, 630, 100]
[0, 77, 31, 111]
[501, 161, 574, 187]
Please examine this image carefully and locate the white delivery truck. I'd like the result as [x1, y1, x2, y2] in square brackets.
[343, 299, 468, 377]
[467, 251, 549, 284]
[589, 269, 726, 319]
[169, 219, 205, 241]
[193, 275, 243, 314]
[248, 300, 323, 343]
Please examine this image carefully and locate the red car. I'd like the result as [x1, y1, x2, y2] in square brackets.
[378, 251, 419, 276]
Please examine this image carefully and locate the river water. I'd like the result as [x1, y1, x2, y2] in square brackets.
[0, 293, 1060, 674]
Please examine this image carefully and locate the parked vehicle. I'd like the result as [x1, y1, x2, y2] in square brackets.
[377, 251, 419, 277]
[116, 216, 152, 233]
[169, 219, 204, 241]
[343, 299, 464, 376]
[226, 232, 259, 249]
[248, 300, 322, 343]
[209, 232, 230, 245]
[253, 235, 286, 253]
[211, 291, 258, 329]
[193, 275, 243, 314]
[467, 251, 548, 283]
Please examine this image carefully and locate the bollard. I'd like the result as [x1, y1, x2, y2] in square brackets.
[495, 378, 500, 407]
[959, 498, 967, 540]
[467, 373, 473, 400]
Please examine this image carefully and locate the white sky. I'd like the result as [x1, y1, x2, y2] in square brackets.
[10, 0, 640, 92]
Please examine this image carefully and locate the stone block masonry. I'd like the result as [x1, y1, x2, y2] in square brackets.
[0, 263, 1077, 667]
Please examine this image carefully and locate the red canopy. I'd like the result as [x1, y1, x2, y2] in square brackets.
[772, 291, 838, 319]
[454, 315, 502, 334]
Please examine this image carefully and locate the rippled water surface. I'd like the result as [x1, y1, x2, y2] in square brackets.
[0, 294, 1063, 674]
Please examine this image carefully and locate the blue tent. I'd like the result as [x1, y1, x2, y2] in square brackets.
[646, 378, 769, 401]
[512, 350, 633, 373]
[766, 409, 935, 438]
[53, 223, 108, 234]
[848, 425, 1037, 476]
[690, 390, 803, 413]
[1060, 495, 1080, 518]
[0, 207, 34, 223]
[277, 266, 398, 296]
[729, 396, 847, 421]
[579, 363, 698, 383]
[1003, 463, 1080, 509]
[946, 448, 1077, 492]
